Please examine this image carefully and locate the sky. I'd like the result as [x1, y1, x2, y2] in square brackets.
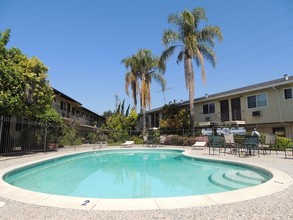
[1, 0, 293, 115]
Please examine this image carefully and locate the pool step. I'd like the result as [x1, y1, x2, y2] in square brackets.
[236, 170, 266, 182]
[224, 171, 262, 186]
[209, 170, 263, 190]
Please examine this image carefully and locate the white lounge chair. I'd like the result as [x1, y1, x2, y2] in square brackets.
[121, 141, 134, 148]
[192, 141, 206, 150]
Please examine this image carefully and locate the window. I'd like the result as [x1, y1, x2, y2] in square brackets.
[247, 93, 267, 109]
[273, 127, 285, 137]
[284, 88, 292, 100]
[203, 103, 215, 114]
[60, 101, 65, 110]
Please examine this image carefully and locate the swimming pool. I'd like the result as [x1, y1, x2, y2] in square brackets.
[3, 149, 271, 199]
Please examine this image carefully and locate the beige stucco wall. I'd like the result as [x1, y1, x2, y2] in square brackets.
[194, 82, 293, 125]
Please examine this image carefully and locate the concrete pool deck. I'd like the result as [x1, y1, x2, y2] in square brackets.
[0, 145, 293, 219]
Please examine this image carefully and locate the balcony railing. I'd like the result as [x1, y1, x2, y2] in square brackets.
[198, 110, 245, 126]
[52, 104, 96, 127]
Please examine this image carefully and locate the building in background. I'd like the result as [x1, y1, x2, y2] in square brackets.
[53, 88, 105, 136]
[146, 75, 293, 139]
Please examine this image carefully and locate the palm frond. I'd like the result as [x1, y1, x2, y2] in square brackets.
[149, 72, 166, 92]
[197, 45, 216, 68]
[162, 29, 180, 46]
[168, 13, 181, 26]
[159, 45, 177, 72]
[191, 7, 207, 25]
[124, 72, 132, 96]
[196, 48, 206, 85]
[176, 50, 185, 64]
[200, 25, 223, 43]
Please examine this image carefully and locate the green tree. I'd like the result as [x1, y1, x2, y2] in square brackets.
[0, 29, 55, 119]
[103, 109, 138, 142]
[159, 8, 223, 136]
[160, 103, 190, 131]
[122, 49, 166, 133]
[102, 110, 114, 118]
[35, 108, 62, 124]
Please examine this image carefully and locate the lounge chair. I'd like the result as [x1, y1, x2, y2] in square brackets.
[192, 141, 206, 150]
[121, 141, 134, 148]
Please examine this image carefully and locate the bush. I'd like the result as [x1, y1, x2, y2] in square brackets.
[275, 136, 292, 150]
[132, 135, 143, 144]
[60, 126, 82, 146]
[163, 135, 207, 146]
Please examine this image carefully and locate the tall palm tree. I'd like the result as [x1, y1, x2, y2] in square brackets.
[122, 49, 166, 133]
[159, 7, 223, 136]
[122, 57, 140, 112]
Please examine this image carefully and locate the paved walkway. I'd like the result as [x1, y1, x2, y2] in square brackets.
[0, 145, 292, 220]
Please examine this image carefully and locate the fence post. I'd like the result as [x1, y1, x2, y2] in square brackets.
[44, 123, 47, 153]
[0, 115, 3, 149]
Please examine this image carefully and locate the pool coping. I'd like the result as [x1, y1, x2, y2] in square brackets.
[0, 147, 292, 211]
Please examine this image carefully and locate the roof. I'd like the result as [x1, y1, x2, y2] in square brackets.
[81, 106, 105, 119]
[147, 75, 293, 113]
[53, 88, 82, 105]
[200, 75, 293, 102]
[53, 87, 104, 119]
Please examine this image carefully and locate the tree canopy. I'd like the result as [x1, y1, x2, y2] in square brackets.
[160, 103, 190, 131]
[0, 29, 55, 121]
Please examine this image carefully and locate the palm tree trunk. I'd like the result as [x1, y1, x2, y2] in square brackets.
[189, 83, 195, 136]
[143, 106, 146, 133]
[142, 74, 147, 133]
[185, 57, 195, 136]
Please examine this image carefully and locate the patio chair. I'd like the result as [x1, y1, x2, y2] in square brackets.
[158, 135, 166, 147]
[285, 142, 293, 159]
[259, 134, 276, 155]
[143, 135, 149, 147]
[121, 141, 134, 148]
[209, 136, 223, 155]
[144, 135, 157, 147]
[224, 134, 237, 155]
[240, 136, 259, 157]
[192, 141, 206, 150]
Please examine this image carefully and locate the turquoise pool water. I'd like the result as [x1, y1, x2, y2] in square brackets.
[3, 149, 271, 198]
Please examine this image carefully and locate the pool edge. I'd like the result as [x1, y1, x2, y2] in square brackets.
[0, 147, 292, 211]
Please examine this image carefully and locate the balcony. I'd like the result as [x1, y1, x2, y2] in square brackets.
[198, 111, 246, 127]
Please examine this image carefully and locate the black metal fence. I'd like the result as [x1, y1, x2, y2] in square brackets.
[0, 116, 62, 156]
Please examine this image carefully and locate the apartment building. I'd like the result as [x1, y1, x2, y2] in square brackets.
[146, 75, 293, 139]
[53, 88, 105, 135]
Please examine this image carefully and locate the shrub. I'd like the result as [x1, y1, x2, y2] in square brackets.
[163, 135, 207, 146]
[275, 136, 292, 150]
[132, 135, 143, 144]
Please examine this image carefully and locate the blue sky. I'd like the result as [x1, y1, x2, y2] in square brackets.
[1, 0, 293, 115]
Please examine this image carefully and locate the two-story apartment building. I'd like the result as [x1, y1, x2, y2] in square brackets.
[53, 88, 105, 135]
[0, 88, 105, 155]
[146, 75, 293, 139]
